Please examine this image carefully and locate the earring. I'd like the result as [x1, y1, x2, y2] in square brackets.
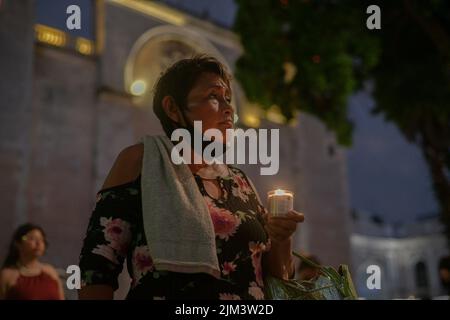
[233, 113, 239, 124]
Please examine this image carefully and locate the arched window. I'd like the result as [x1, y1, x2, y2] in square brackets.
[124, 25, 234, 111]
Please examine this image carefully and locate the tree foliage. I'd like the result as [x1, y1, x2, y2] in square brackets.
[234, 0, 380, 145]
[234, 0, 450, 242]
[371, 0, 450, 241]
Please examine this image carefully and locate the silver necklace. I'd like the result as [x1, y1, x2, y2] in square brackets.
[17, 262, 42, 276]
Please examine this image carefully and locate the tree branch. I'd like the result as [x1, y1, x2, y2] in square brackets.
[403, 0, 450, 60]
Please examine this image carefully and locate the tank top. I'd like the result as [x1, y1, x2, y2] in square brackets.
[6, 272, 61, 300]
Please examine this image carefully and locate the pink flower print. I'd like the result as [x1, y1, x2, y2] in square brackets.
[221, 261, 237, 276]
[100, 217, 131, 256]
[132, 246, 154, 286]
[235, 174, 251, 191]
[231, 174, 253, 202]
[207, 200, 241, 241]
[133, 246, 154, 274]
[248, 281, 265, 300]
[249, 241, 268, 286]
[219, 293, 241, 300]
[92, 244, 119, 264]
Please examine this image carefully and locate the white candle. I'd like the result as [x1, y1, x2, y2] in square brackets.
[267, 189, 293, 216]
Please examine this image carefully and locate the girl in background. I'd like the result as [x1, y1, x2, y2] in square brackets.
[0, 223, 64, 300]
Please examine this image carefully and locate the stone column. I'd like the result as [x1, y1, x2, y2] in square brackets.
[0, 0, 35, 258]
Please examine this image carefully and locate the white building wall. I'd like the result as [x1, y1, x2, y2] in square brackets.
[351, 232, 448, 299]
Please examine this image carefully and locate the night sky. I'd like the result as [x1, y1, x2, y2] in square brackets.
[347, 91, 438, 223]
[36, 0, 94, 39]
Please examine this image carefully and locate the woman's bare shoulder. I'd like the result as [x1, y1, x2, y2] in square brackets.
[0, 268, 19, 284]
[0, 268, 19, 297]
[41, 263, 61, 281]
[102, 143, 144, 190]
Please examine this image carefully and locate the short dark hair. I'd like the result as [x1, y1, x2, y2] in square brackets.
[152, 54, 232, 137]
[2, 223, 48, 268]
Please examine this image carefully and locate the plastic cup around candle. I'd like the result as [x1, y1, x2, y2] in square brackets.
[267, 189, 294, 217]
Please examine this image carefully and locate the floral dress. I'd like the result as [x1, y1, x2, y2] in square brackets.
[79, 166, 271, 300]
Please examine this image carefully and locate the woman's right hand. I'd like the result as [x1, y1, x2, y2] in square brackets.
[264, 210, 305, 243]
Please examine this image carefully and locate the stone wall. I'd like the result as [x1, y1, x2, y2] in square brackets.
[0, 0, 35, 262]
[352, 233, 449, 299]
[27, 46, 97, 269]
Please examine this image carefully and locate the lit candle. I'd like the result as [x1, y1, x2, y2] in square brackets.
[267, 189, 294, 216]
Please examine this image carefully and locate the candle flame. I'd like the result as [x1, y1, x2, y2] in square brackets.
[268, 189, 293, 198]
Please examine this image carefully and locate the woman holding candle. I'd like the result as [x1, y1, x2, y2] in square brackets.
[78, 55, 304, 300]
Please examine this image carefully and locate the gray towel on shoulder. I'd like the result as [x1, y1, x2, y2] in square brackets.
[139, 135, 220, 279]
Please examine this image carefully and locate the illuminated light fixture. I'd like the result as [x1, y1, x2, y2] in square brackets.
[266, 105, 286, 124]
[288, 116, 299, 127]
[35, 24, 67, 47]
[76, 37, 95, 55]
[283, 61, 297, 84]
[242, 113, 260, 128]
[130, 80, 147, 96]
[109, 0, 186, 26]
